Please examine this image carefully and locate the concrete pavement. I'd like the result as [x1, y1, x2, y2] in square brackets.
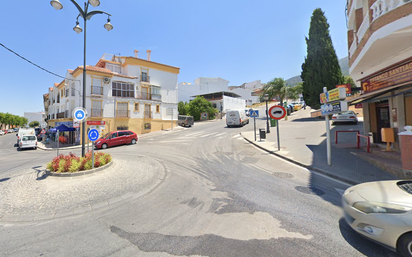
[241, 107, 398, 185]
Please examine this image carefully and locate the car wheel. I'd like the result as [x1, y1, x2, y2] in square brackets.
[398, 233, 412, 257]
[34, 147, 37, 150]
[131, 139, 136, 144]
[102, 143, 108, 149]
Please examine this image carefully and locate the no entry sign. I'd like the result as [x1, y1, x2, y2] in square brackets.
[269, 105, 286, 120]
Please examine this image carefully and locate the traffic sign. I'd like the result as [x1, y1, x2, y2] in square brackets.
[87, 121, 105, 125]
[88, 129, 99, 142]
[250, 110, 259, 117]
[73, 107, 87, 122]
[320, 101, 348, 115]
[268, 105, 286, 120]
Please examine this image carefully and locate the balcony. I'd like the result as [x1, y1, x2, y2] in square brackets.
[91, 86, 103, 95]
[371, 0, 407, 22]
[357, 14, 370, 44]
[116, 110, 129, 118]
[91, 108, 103, 117]
[141, 75, 150, 83]
[135, 91, 161, 101]
[56, 112, 65, 119]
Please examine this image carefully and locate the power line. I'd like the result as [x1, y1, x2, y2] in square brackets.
[0, 42, 67, 80]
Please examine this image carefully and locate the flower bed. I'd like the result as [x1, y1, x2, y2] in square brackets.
[46, 151, 112, 173]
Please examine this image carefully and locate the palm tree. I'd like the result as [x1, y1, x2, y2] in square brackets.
[262, 78, 287, 105]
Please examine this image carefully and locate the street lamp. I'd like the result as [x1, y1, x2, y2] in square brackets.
[51, 0, 113, 157]
[263, 94, 270, 133]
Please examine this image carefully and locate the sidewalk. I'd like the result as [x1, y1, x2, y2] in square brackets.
[241, 107, 400, 185]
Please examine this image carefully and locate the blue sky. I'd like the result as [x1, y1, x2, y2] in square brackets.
[0, 0, 347, 117]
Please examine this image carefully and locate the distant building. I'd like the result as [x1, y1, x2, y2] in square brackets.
[178, 77, 230, 103]
[228, 80, 262, 106]
[24, 112, 46, 128]
[191, 91, 246, 116]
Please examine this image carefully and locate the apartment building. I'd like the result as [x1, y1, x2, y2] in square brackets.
[347, 0, 412, 149]
[44, 50, 180, 140]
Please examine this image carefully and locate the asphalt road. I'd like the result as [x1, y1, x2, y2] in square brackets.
[0, 119, 399, 257]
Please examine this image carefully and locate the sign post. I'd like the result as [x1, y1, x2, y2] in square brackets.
[319, 87, 347, 166]
[250, 110, 259, 141]
[268, 105, 286, 151]
[88, 129, 99, 170]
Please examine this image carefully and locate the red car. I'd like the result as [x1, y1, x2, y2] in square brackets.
[95, 130, 138, 149]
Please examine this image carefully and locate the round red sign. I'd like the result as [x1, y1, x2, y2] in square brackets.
[268, 105, 286, 120]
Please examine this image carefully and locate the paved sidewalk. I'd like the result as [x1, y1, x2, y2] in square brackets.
[241, 107, 397, 185]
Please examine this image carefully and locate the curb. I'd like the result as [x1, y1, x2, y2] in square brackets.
[240, 132, 357, 186]
[48, 160, 113, 177]
[37, 143, 93, 151]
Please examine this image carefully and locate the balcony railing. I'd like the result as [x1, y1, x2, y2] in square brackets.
[349, 39, 357, 59]
[57, 112, 65, 119]
[91, 86, 103, 95]
[91, 108, 103, 117]
[144, 110, 152, 119]
[371, 0, 407, 22]
[135, 91, 161, 101]
[140, 75, 150, 83]
[116, 110, 129, 118]
[357, 14, 370, 44]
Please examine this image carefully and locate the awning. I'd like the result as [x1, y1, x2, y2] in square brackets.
[349, 83, 411, 105]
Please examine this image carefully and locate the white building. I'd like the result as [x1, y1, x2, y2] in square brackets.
[24, 112, 46, 128]
[178, 77, 230, 103]
[228, 80, 262, 106]
[44, 50, 180, 138]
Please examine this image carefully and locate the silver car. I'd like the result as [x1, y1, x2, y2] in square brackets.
[343, 180, 412, 256]
[19, 135, 37, 150]
[332, 111, 358, 125]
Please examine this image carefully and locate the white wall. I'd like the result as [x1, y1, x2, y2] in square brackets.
[223, 96, 246, 111]
[24, 112, 46, 128]
[178, 77, 230, 102]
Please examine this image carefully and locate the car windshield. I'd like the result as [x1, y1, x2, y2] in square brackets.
[398, 181, 412, 194]
[101, 133, 110, 139]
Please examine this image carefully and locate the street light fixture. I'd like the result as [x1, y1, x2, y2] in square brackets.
[263, 94, 270, 133]
[51, 0, 113, 157]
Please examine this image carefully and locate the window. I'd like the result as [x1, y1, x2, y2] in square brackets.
[91, 100, 102, 117]
[66, 87, 69, 97]
[106, 63, 121, 74]
[112, 82, 135, 98]
[144, 104, 151, 118]
[118, 131, 125, 137]
[156, 105, 160, 113]
[116, 102, 128, 117]
[111, 132, 117, 138]
[141, 68, 149, 82]
[134, 102, 139, 111]
[71, 83, 76, 96]
[92, 78, 103, 95]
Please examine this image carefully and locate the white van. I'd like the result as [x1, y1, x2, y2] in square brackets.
[19, 135, 37, 150]
[226, 109, 249, 127]
[17, 128, 35, 144]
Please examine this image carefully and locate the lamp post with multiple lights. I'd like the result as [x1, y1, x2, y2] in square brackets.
[263, 94, 270, 133]
[50, 0, 113, 157]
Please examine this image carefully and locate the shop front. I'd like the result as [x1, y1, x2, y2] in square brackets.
[351, 57, 412, 151]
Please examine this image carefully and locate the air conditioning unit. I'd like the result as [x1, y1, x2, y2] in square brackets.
[103, 77, 111, 84]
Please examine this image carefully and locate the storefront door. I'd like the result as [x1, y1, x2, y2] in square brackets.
[376, 102, 390, 143]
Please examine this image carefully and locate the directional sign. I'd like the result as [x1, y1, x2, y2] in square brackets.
[269, 105, 286, 120]
[73, 107, 87, 122]
[320, 87, 346, 104]
[250, 110, 259, 117]
[320, 101, 348, 115]
[88, 129, 99, 142]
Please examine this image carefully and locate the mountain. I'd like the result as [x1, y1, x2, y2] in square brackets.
[285, 56, 349, 86]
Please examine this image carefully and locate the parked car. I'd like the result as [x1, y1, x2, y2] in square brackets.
[7, 129, 14, 133]
[291, 102, 302, 111]
[287, 104, 294, 114]
[0, 130, 4, 136]
[18, 135, 37, 150]
[342, 180, 412, 256]
[178, 115, 194, 127]
[226, 109, 249, 127]
[3, 130, 8, 134]
[332, 111, 358, 125]
[95, 130, 138, 149]
[14, 128, 19, 132]
[17, 128, 35, 144]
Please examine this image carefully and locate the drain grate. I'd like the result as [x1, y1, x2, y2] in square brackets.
[295, 186, 325, 196]
[272, 172, 294, 179]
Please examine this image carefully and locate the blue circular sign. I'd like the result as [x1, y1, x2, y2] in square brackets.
[74, 109, 85, 121]
[88, 129, 99, 142]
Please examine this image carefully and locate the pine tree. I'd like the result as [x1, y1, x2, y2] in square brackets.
[301, 8, 344, 109]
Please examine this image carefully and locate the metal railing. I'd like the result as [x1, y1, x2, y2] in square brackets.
[91, 86, 103, 95]
[57, 112, 65, 119]
[141, 75, 150, 83]
[357, 133, 371, 153]
[116, 110, 129, 118]
[91, 108, 103, 117]
[135, 92, 161, 101]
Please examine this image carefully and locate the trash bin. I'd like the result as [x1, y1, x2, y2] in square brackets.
[259, 128, 266, 140]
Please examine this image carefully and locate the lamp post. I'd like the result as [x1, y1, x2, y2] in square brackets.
[263, 94, 270, 133]
[51, 0, 113, 157]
